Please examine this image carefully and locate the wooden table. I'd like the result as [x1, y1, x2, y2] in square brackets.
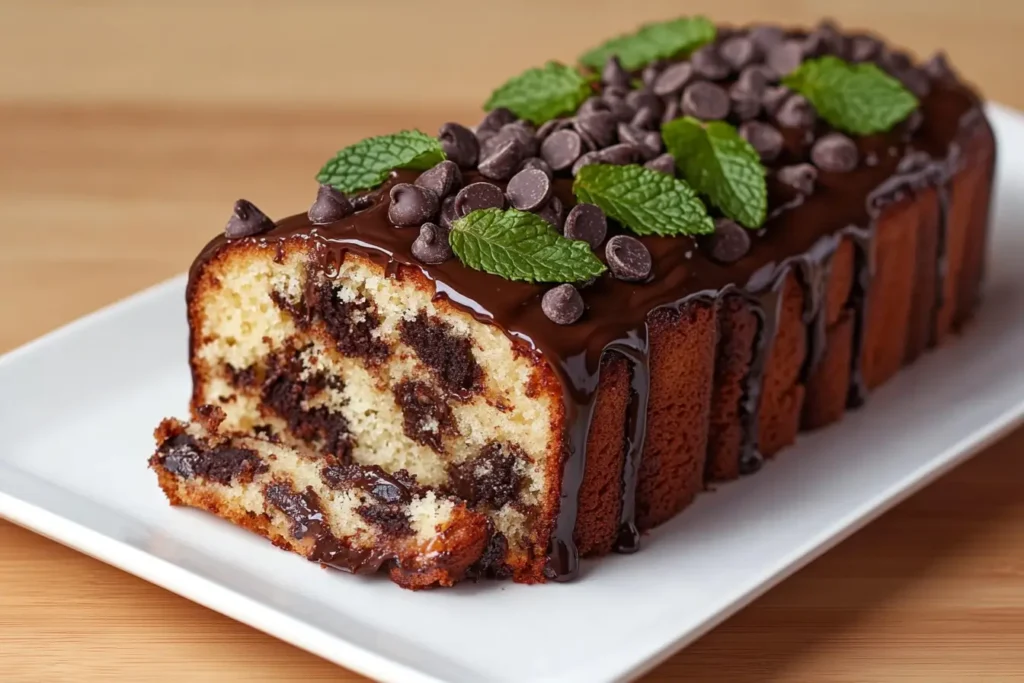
[2, 1, 1023, 680]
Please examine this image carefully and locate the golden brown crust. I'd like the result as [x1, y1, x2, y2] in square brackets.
[574, 355, 629, 556]
[636, 301, 716, 530]
[758, 271, 807, 457]
[706, 294, 759, 480]
[861, 195, 923, 391]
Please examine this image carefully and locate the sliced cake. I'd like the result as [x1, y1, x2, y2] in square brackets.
[150, 406, 493, 588]
[175, 17, 996, 585]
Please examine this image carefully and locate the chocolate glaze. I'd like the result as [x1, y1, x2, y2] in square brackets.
[189, 76, 984, 581]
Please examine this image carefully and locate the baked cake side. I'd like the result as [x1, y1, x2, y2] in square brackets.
[174, 18, 996, 585]
[150, 407, 491, 588]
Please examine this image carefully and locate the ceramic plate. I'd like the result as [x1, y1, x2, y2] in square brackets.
[3, 105, 1023, 683]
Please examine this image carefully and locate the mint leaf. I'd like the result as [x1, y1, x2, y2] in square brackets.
[316, 130, 445, 194]
[662, 117, 767, 229]
[782, 56, 919, 135]
[572, 164, 714, 237]
[579, 16, 716, 71]
[450, 209, 606, 283]
[484, 62, 591, 125]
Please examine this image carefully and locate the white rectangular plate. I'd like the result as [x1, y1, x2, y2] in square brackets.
[3, 104, 1023, 683]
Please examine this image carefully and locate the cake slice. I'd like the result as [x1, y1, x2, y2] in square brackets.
[149, 406, 492, 588]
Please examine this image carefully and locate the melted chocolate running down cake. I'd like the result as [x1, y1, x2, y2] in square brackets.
[168, 18, 996, 587]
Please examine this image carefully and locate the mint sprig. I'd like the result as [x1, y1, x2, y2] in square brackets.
[573, 164, 714, 237]
[316, 130, 445, 194]
[484, 62, 592, 125]
[662, 118, 767, 229]
[579, 16, 716, 72]
[449, 209, 606, 283]
[782, 56, 919, 135]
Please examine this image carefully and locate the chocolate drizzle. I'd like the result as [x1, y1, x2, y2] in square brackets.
[188, 76, 986, 581]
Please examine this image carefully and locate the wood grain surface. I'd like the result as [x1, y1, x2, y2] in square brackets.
[2, 1, 1023, 681]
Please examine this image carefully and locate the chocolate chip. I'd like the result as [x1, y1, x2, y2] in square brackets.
[730, 87, 762, 121]
[739, 121, 784, 162]
[660, 98, 681, 126]
[307, 184, 353, 225]
[500, 121, 540, 157]
[574, 111, 617, 148]
[877, 48, 912, 76]
[800, 31, 828, 59]
[603, 84, 631, 100]
[415, 160, 462, 199]
[540, 129, 583, 171]
[482, 122, 537, 159]
[766, 40, 804, 77]
[776, 163, 818, 195]
[720, 36, 756, 70]
[478, 138, 526, 180]
[541, 284, 585, 325]
[641, 62, 663, 88]
[923, 51, 953, 80]
[536, 118, 568, 141]
[681, 81, 730, 120]
[596, 143, 639, 166]
[762, 85, 792, 115]
[225, 199, 274, 238]
[849, 35, 881, 62]
[691, 45, 731, 80]
[388, 183, 439, 226]
[652, 62, 694, 96]
[630, 106, 660, 131]
[895, 68, 931, 98]
[455, 182, 505, 217]
[774, 93, 816, 128]
[626, 89, 664, 118]
[604, 97, 636, 123]
[605, 235, 652, 281]
[534, 195, 564, 229]
[644, 153, 676, 176]
[705, 218, 751, 264]
[750, 25, 785, 51]
[438, 122, 480, 168]
[602, 56, 631, 88]
[506, 168, 552, 211]
[350, 194, 375, 212]
[571, 151, 601, 177]
[811, 133, 859, 173]
[617, 124, 661, 159]
[411, 222, 452, 265]
[477, 108, 516, 136]
[739, 64, 774, 94]
[517, 156, 553, 178]
[563, 203, 607, 248]
[439, 195, 458, 229]
[578, 96, 611, 118]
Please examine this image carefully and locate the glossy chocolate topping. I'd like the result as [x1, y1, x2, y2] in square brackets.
[190, 73, 983, 581]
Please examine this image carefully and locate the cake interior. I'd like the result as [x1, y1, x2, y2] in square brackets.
[189, 238, 563, 580]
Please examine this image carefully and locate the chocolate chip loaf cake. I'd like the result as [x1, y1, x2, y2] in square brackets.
[150, 406, 492, 588]
[173, 17, 995, 587]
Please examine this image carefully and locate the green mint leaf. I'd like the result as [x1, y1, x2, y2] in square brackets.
[662, 117, 767, 229]
[316, 130, 445, 194]
[572, 164, 714, 237]
[782, 56, 919, 135]
[484, 62, 591, 125]
[449, 208, 606, 283]
[579, 16, 716, 71]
